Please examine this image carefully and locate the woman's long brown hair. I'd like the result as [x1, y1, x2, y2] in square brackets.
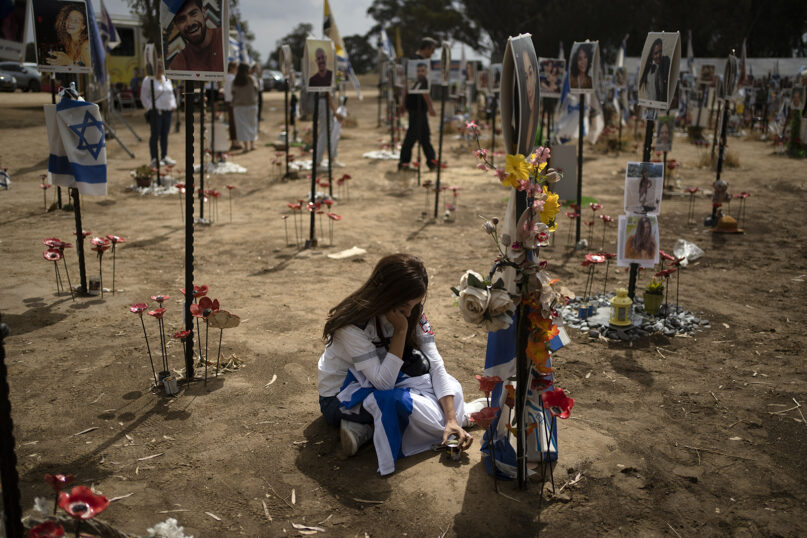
[55, 6, 88, 61]
[323, 254, 428, 349]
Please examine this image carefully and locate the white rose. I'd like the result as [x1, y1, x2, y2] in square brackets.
[459, 286, 489, 325]
[484, 312, 513, 332]
[488, 289, 514, 317]
[459, 269, 485, 291]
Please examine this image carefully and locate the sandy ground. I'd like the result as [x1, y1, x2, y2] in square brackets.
[1, 87, 806, 537]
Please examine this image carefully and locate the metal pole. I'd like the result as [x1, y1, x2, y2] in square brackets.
[52, 80, 62, 209]
[710, 99, 722, 163]
[416, 96, 422, 185]
[663, 151, 667, 190]
[514, 186, 528, 489]
[72, 188, 87, 294]
[0, 318, 23, 538]
[309, 96, 319, 246]
[575, 94, 585, 245]
[326, 94, 333, 197]
[434, 84, 447, 219]
[490, 93, 497, 168]
[210, 85, 216, 164]
[183, 81, 196, 381]
[716, 102, 730, 182]
[199, 89, 205, 220]
[284, 80, 290, 177]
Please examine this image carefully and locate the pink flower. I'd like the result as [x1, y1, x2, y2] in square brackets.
[565, 211, 579, 219]
[476, 163, 489, 171]
[43, 248, 62, 261]
[465, 121, 479, 133]
[529, 146, 550, 166]
[494, 168, 508, 182]
[585, 253, 606, 264]
[474, 148, 488, 159]
[105, 234, 125, 244]
[226, 184, 236, 190]
[129, 303, 148, 315]
[147, 308, 166, 319]
[150, 294, 170, 304]
[685, 186, 699, 194]
[589, 203, 602, 212]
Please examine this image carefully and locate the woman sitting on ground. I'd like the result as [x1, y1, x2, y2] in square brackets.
[317, 253, 472, 475]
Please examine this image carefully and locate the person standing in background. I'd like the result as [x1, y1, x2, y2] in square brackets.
[231, 62, 260, 152]
[398, 37, 437, 172]
[223, 61, 240, 150]
[140, 62, 177, 168]
[250, 63, 263, 122]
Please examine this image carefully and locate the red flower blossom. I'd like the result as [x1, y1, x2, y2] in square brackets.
[43, 238, 71, 249]
[226, 184, 236, 190]
[585, 253, 606, 264]
[150, 294, 170, 304]
[180, 284, 208, 298]
[531, 375, 554, 392]
[504, 384, 515, 408]
[41, 183, 52, 190]
[29, 521, 65, 538]
[565, 211, 579, 219]
[589, 202, 602, 212]
[105, 235, 125, 244]
[475, 374, 502, 397]
[541, 388, 574, 419]
[340, 174, 351, 181]
[173, 330, 191, 339]
[655, 268, 677, 278]
[44, 473, 75, 492]
[659, 249, 675, 262]
[569, 203, 581, 211]
[470, 406, 499, 429]
[322, 199, 334, 207]
[599, 214, 613, 223]
[90, 237, 110, 252]
[684, 186, 699, 194]
[73, 231, 92, 238]
[147, 307, 166, 319]
[129, 303, 148, 315]
[58, 485, 109, 520]
[327, 212, 342, 221]
[287, 202, 302, 210]
[43, 248, 62, 261]
[190, 296, 220, 319]
[737, 191, 750, 199]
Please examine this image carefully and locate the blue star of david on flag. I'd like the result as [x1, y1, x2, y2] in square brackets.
[69, 110, 106, 160]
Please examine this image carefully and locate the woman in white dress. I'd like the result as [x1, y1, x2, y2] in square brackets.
[231, 63, 259, 152]
[317, 254, 472, 475]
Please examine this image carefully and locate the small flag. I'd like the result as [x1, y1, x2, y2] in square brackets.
[98, 0, 120, 51]
[379, 28, 395, 60]
[84, 0, 106, 85]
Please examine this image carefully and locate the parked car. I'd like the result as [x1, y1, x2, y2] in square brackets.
[0, 70, 17, 92]
[261, 69, 285, 91]
[0, 62, 40, 92]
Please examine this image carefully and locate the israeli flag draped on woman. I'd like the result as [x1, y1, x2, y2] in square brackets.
[44, 98, 107, 196]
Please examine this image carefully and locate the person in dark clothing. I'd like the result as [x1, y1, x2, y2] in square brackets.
[398, 37, 437, 172]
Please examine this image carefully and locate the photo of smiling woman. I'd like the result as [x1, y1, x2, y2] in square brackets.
[161, 0, 227, 80]
[618, 215, 660, 267]
[569, 43, 594, 93]
[32, 0, 92, 74]
[511, 36, 540, 152]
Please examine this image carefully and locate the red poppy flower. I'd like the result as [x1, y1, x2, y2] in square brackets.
[287, 202, 302, 210]
[209, 190, 221, 198]
[180, 284, 208, 298]
[327, 213, 342, 221]
[470, 406, 499, 430]
[129, 303, 148, 315]
[29, 521, 65, 538]
[322, 199, 334, 207]
[43, 248, 62, 261]
[41, 183, 52, 190]
[655, 268, 677, 278]
[737, 191, 750, 199]
[684, 186, 699, 194]
[226, 184, 236, 190]
[659, 249, 675, 262]
[449, 185, 460, 192]
[504, 384, 515, 408]
[173, 330, 191, 339]
[422, 179, 433, 188]
[58, 485, 109, 520]
[585, 253, 606, 264]
[90, 236, 109, 247]
[44, 473, 75, 492]
[569, 203, 581, 211]
[531, 375, 554, 392]
[340, 174, 351, 181]
[150, 294, 170, 304]
[474, 374, 502, 397]
[599, 214, 613, 223]
[541, 388, 574, 419]
[565, 211, 579, 219]
[147, 307, 166, 319]
[190, 297, 220, 319]
[174, 182, 185, 189]
[589, 203, 602, 211]
[43, 237, 67, 249]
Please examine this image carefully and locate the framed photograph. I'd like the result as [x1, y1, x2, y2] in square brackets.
[0, 0, 26, 61]
[614, 66, 627, 88]
[32, 0, 92, 74]
[794, 86, 806, 111]
[406, 58, 430, 94]
[624, 161, 664, 216]
[510, 34, 541, 153]
[476, 66, 489, 91]
[490, 63, 502, 93]
[722, 54, 738, 100]
[568, 41, 599, 95]
[303, 38, 335, 93]
[699, 64, 715, 87]
[656, 115, 674, 152]
[448, 79, 461, 98]
[617, 215, 659, 268]
[161, 0, 228, 81]
[440, 42, 450, 86]
[538, 58, 564, 98]
[279, 44, 292, 79]
[463, 60, 476, 88]
[637, 32, 681, 109]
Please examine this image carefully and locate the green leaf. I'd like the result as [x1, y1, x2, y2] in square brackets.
[467, 272, 485, 289]
[491, 278, 506, 290]
[450, 286, 460, 296]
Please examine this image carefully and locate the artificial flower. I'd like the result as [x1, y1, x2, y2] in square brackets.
[180, 284, 208, 298]
[504, 384, 515, 408]
[599, 214, 613, 223]
[526, 336, 551, 371]
[503, 154, 530, 189]
[655, 268, 677, 278]
[190, 297, 220, 319]
[481, 220, 496, 234]
[516, 207, 550, 249]
[474, 148, 488, 159]
[531, 375, 554, 392]
[528, 311, 559, 342]
[226, 184, 236, 191]
[505, 423, 538, 437]
[541, 388, 574, 419]
[584, 253, 606, 265]
[151, 294, 170, 304]
[494, 168, 508, 183]
[105, 235, 125, 244]
[543, 168, 562, 184]
[565, 211, 579, 219]
[458, 286, 489, 325]
[326, 213, 342, 221]
[28, 521, 65, 538]
[484, 312, 513, 333]
[129, 303, 148, 315]
[470, 406, 499, 430]
[684, 186, 699, 194]
[173, 330, 191, 339]
[528, 146, 550, 167]
[539, 186, 560, 230]
[658, 249, 675, 262]
[44, 474, 75, 492]
[57, 485, 109, 520]
[589, 202, 602, 212]
[147, 307, 166, 319]
[43, 248, 62, 261]
[474, 374, 502, 397]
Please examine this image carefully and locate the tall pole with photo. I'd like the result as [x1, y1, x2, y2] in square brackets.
[280, 45, 292, 178]
[434, 43, 450, 219]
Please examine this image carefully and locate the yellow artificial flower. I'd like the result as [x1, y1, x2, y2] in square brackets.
[539, 185, 560, 231]
[503, 153, 530, 189]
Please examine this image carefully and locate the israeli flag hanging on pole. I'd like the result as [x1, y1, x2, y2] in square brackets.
[45, 98, 107, 196]
[236, 22, 251, 63]
[85, 0, 107, 85]
[379, 28, 395, 60]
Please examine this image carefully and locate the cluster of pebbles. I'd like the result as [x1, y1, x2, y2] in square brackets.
[560, 292, 711, 341]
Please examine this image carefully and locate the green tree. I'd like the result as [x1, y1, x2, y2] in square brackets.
[267, 23, 313, 72]
[344, 34, 377, 74]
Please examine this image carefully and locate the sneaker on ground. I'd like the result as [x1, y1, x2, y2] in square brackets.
[150, 158, 158, 168]
[162, 156, 176, 166]
[340, 420, 373, 457]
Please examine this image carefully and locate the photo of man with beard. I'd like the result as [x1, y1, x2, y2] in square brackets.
[166, 0, 224, 73]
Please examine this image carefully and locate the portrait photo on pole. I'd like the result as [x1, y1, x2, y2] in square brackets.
[440, 42, 450, 86]
[511, 34, 540, 154]
[490, 63, 502, 94]
[568, 41, 598, 95]
[791, 86, 805, 111]
[637, 32, 681, 109]
[538, 58, 565, 98]
[406, 58, 430, 95]
[623, 161, 664, 217]
[303, 38, 334, 93]
[655, 115, 674, 152]
[699, 64, 715, 87]
[475, 66, 488, 92]
[32, 0, 92, 74]
[721, 53, 738, 100]
[0, 0, 26, 61]
[614, 66, 627, 88]
[279, 44, 292, 79]
[161, 0, 228, 81]
[617, 214, 660, 268]
[464, 60, 476, 88]
[394, 62, 404, 88]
